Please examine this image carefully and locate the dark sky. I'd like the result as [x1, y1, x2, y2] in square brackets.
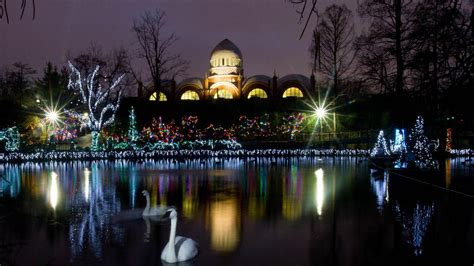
[0, 0, 357, 80]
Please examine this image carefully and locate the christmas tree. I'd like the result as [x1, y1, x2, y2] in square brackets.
[409, 116, 436, 169]
[128, 106, 139, 148]
[371, 130, 391, 157]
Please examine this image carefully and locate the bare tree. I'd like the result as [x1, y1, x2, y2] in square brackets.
[357, 0, 417, 95]
[287, 0, 319, 39]
[311, 4, 355, 97]
[132, 9, 189, 97]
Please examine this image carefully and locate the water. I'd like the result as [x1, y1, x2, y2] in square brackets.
[0, 158, 473, 265]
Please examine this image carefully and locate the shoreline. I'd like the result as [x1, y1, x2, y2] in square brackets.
[1, 148, 472, 163]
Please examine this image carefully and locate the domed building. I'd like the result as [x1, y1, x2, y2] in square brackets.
[147, 39, 314, 102]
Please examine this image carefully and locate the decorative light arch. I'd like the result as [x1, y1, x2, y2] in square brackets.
[247, 88, 268, 99]
[282, 87, 304, 98]
[181, 90, 200, 100]
[149, 92, 167, 101]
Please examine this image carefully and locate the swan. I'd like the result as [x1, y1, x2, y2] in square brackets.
[142, 190, 167, 217]
[161, 208, 198, 263]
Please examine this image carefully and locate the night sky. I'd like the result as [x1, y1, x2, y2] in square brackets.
[0, 0, 357, 80]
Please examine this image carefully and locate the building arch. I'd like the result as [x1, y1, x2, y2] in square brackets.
[278, 74, 310, 98]
[148, 91, 168, 102]
[209, 82, 239, 99]
[282, 87, 304, 98]
[180, 90, 200, 100]
[242, 75, 271, 99]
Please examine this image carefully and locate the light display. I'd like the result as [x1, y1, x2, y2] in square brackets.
[370, 130, 390, 157]
[409, 116, 436, 169]
[0, 149, 371, 162]
[128, 107, 139, 149]
[445, 128, 452, 152]
[67, 61, 125, 151]
[0, 127, 20, 151]
[391, 128, 406, 153]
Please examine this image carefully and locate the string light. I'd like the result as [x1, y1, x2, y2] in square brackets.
[371, 130, 391, 157]
[409, 116, 436, 169]
[67, 61, 125, 151]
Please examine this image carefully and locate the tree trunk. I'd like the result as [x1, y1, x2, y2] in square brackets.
[91, 131, 100, 152]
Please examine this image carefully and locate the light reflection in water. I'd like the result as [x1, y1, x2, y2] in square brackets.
[49, 172, 59, 210]
[315, 168, 324, 216]
[0, 164, 21, 198]
[83, 168, 90, 203]
[370, 170, 389, 212]
[394, 201, 435, 256]
[282, 166, 303, 221]
[69, 163, 123, 260]
[210, 197, 240, 253]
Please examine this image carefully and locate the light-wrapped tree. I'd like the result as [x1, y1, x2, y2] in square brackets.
[67, 61, 124, 151]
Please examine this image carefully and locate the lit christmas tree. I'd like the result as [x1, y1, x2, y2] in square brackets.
[409, 116, 436, 169]
[371, 130, 391, 157]
[128, 106, 139, 148]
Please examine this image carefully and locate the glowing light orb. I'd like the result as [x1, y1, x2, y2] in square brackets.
[315, 107, 327, 119]
[46, 111, 59, 123]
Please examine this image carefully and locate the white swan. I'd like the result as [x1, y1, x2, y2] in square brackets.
[161, 208, 198, 263]
[142, 190, 167, 217]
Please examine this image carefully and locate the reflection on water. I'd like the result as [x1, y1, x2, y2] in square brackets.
[210, 197, 240, 253]
[314, 168, 324, 216]
[0, 159, 472, 265]
[370, 169, 389, 212]
[49, 172, 59, 210]
[69, 163, 123, 259]
[393, 202, 435, 256]
[282, 165, 304, 221]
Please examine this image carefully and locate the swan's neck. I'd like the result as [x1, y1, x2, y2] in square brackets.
[168, 215, 178, 260]
[144, 194, 150, 212]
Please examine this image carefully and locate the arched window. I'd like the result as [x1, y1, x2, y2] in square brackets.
[282, 87, 304, 98]
[247, 88, 268, 99]
[181, 90, 200, 100]
[149, 92, 167, 101]
[213, 89, 233, 99]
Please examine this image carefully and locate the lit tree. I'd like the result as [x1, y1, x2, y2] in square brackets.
[128, 106, 139, 148]
[67, 61, 125, 151]
[409, 116, 436, 168]
[371, 130, 391, 157]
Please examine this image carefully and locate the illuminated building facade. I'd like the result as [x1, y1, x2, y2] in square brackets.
[147, 39, 314, 102]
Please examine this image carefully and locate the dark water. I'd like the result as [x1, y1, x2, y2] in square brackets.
[0, 158, 473, 265]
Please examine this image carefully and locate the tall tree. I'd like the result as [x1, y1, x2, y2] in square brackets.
[356, 0, 417, 95]
[132, 9, 189, 97]
[0, 62, 36, 100]
[311, 4, 355, 97]
[34, 62, 72, 109]
[408, 0, 473, 116]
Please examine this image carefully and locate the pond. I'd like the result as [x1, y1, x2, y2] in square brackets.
[0, 158, 473, 265]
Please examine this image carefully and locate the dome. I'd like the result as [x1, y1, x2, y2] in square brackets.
[210, 39, 243, 69]
[210, 39, 242, 59]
